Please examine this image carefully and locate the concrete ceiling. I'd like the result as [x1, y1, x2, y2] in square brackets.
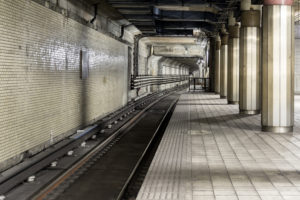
[140, 36, 204, 45]
[139, 36, 208, 72]
[153, 44, 205, 57]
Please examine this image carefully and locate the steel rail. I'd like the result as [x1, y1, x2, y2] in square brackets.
[0, 86, 184, 197]
[32, 88, 179, 200]
[116, 97, 179, 200]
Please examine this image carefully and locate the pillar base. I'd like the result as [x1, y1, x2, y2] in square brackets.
[262, 126, 293, 133]
[215, 92, 220, 95]
[228, 101, 239, 105]
[240, 110, 260, 115]
[220, 96, 227, 99]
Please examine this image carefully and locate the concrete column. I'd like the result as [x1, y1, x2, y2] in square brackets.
[209, 37, 215, 92]
[214, 35, 221, 94]
[220, 31, 229, 99]
[239, 10, 261, 114]
[262, 0, 294, 133]
[227, 24, 240, 104]
[241, 0, 251, 10]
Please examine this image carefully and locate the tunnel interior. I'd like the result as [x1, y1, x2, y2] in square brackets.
[0, 0, 300, 199]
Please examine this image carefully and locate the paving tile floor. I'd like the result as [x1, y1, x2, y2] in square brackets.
[136, 92, 300, 200]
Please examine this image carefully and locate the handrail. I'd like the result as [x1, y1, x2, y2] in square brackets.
[131, 75, 189, 89]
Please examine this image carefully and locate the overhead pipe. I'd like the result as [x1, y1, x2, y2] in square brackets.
[90, 4, 98, 24]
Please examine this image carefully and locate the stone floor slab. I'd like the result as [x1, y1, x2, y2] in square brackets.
[136, 93, 300, 200]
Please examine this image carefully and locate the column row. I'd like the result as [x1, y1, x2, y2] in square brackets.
[211, 0, 295, 133]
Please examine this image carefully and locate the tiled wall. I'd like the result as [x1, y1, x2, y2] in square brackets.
[0, 0, 128, 168]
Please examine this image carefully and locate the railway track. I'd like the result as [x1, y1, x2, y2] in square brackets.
[0, 85, 186, 200]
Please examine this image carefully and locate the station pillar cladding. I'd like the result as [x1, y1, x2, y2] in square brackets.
[220, 27, 229, 99]
[261, 0, 294, 133]
[239, 2, 261, 115]
[214, 34, 221, 94]
[227, 13, 240, 105]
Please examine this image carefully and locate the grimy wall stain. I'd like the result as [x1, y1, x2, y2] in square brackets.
[0, 0, 128, 167]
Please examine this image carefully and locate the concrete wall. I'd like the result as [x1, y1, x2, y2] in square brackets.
[134, 37, 192, 98]
[0, 0, 129, 170]
[126, 40, 150, 100]
[153, 44, 205, 57]
[157, 58, 189, 90]
[46, 0, 139, 44]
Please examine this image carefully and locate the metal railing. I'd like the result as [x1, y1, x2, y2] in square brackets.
[189, 77, 210, 91]
[131, 75, 189, 89]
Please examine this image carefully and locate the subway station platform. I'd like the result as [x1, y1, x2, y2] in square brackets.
[137, 92, 300, 200]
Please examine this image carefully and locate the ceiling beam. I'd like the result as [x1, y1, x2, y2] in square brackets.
[111, 4, 151, 8]
[156, 29, 194, 35]
[118, 9, 152, 14]
[154, 5, 219, 14]
[153, 9, 218, 21]
[123, 14, 153, 19]
[155, 20, 215, 31]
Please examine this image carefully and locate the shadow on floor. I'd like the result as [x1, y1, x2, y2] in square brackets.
[179, 98, 222, 102]
[188, 113, 261, 131]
